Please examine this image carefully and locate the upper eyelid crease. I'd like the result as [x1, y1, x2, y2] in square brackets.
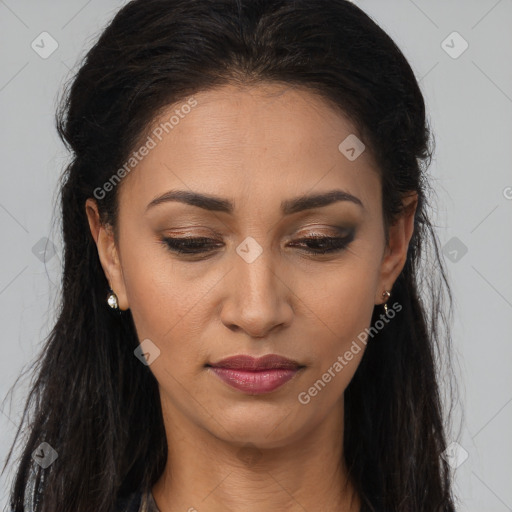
[145, 189, 364, 215]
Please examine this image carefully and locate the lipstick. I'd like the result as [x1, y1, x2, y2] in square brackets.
[206, 354, 304, 394]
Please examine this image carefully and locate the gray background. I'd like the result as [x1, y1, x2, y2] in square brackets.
[1, 0, 511, 510]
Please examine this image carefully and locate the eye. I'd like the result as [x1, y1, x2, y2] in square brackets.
[161, 236, 223, 255]
[287, 234, 354, 255]
[161, 232, 354, 257]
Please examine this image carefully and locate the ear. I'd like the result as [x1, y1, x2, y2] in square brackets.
[375, 192, 418, 306]
[85, 198, 129, 311]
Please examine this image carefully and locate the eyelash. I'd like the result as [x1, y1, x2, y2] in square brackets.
[161, 234, 353, 256]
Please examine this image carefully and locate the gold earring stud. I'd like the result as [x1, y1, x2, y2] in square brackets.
[382, 290, 391, 314]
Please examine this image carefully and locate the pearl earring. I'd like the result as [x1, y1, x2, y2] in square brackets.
[107, 289, 119, 309]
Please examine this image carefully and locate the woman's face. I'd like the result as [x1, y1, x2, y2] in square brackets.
[87, 82, 413, 448]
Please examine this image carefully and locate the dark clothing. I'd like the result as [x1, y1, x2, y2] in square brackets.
[115, 489, 159, 512]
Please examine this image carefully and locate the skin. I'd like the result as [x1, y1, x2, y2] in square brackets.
[86, 82, 417, 512]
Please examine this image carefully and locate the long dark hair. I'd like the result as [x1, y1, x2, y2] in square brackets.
[2, 1, 457, 510]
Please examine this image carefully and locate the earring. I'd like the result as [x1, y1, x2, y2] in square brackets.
[382, 290, 391, 314]
[107, 289, 119, 309]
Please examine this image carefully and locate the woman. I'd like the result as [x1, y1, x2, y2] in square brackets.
[3, 0, 457, 511]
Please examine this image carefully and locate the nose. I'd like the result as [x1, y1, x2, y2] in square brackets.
[219, 245, 294, 338]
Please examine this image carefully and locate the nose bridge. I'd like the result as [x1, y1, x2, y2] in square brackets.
[221, 236, 292, 337]
[237, 239, 277, 301]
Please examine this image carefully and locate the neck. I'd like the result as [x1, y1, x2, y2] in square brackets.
[152, 394, 360, 512]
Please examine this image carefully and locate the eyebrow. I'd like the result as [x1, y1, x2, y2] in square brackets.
[145, 189, 364, 215]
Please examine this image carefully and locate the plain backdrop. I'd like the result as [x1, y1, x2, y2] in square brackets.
[1, 1, 511, 510]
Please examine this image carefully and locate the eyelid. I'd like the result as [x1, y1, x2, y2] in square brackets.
[162, 225, 352, 243]
[160, 227, 356, 258]
[293, 225, 353, 238]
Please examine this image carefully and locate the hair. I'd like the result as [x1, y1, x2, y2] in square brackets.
[2, 1, 457, 511]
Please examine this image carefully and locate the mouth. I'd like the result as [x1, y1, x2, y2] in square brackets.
[205, 354, 305, 394]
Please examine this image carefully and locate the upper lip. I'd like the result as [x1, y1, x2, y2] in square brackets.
[207, 354, 303, 370]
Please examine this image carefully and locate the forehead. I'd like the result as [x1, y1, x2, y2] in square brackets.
[117, 82, 381, 217]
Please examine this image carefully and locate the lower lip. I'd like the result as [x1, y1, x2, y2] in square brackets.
[208, 367, 301, 394]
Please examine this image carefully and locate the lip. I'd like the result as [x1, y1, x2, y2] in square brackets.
[207, 354, 303, 370]
[206, 354, 305, 394]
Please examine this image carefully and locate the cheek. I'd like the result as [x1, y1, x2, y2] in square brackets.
[301, 258, 380, 342]
[292, 256, 381, 399]
[119, 239, 203, 355]
[331, 275, 376, 345]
